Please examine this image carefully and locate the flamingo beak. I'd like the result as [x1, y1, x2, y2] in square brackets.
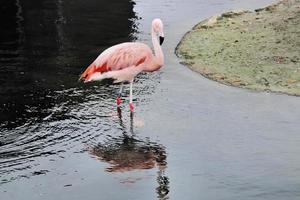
[159, 36, 164, 45]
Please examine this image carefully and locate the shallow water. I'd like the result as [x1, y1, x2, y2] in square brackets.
[1, 0, 300, 199]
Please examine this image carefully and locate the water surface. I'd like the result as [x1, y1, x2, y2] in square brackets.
[1, 0, 300, 199]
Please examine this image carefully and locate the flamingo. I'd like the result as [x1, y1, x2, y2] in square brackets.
[79, 18, 165, 112]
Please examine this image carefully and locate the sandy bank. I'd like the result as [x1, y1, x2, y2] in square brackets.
[176, 0, 300, 96]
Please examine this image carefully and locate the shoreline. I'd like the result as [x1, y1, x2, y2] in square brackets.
[176, 0, 300, 96]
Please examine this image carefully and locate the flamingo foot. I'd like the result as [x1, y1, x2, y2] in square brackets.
[117, 96, 122, 106]
[129, 103, 134, 112]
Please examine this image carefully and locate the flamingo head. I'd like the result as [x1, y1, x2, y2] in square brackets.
[152, 18, 164, 45]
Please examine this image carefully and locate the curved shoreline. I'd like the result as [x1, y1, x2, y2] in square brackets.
[176, 0, 300, 96]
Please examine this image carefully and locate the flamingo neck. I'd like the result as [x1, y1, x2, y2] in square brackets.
[151, 28, 164, 67]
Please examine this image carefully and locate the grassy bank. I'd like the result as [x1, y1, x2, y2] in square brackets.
[176, 0, 300, 96]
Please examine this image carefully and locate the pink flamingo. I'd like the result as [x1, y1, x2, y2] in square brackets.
[80, 19, 164, 112]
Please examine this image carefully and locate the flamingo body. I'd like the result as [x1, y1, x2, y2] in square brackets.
[81, 42, 157, 83]
[80, 18, 165, 111]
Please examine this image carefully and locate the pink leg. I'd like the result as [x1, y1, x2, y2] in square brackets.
[117, 96, 122, 106]
[129, 103, 134, 112]
[116, 83, 123, 107]
[129, 80, 134, 112]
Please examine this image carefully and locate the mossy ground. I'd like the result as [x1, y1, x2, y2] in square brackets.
[176, 0, 300, 96]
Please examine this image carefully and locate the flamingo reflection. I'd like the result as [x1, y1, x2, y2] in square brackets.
[89, 108, 169, 199]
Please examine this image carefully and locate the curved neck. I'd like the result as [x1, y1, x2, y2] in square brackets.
[151, 28, 164, 67]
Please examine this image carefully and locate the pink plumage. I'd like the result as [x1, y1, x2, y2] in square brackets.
[80, 18, 165, 112]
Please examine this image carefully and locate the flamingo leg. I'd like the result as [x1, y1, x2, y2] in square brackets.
[129, 80, 134, 112]
[117, 83, 123, 106]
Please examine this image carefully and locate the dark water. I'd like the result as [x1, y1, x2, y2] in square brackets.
[0, 0, 137, 128]
[1, 0, 300, 199]
[1, 0, 168, 199]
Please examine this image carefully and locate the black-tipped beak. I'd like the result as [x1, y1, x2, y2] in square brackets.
[159, 36, 164, 45]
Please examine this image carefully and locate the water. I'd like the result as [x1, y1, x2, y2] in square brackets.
[1, 0, 300, 199]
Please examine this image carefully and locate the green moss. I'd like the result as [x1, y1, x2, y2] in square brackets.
[176, 0, 300, 96]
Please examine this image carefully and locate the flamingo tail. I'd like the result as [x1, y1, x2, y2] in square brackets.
[79, 62, 109, 81]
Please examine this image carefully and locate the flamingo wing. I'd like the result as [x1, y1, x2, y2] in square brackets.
[80, 42, 152, 81]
